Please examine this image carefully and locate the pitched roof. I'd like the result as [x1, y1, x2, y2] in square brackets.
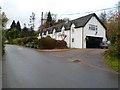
[43, 13, 106, 34]
[71, 13, 94, 28]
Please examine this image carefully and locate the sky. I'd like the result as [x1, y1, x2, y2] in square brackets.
[1, 0, 120, 30]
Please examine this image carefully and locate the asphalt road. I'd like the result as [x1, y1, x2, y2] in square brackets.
[2, 45, 118, 88]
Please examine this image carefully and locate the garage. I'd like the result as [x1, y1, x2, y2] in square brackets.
[86, 36, 103, 48]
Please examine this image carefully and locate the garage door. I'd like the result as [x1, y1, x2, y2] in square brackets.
[86, 36, 103, 48]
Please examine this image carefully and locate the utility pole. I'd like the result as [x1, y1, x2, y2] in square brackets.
[41, 12, 43, 25]
[118, 1, 120, 13]
[40, 12, 44, 38]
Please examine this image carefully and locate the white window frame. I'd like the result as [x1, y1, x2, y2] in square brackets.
[89, 24, 97, 31]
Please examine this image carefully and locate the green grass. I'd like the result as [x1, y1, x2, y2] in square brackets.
[103, 53, 120, 73]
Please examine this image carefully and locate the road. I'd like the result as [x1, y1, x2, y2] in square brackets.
[2, 45, 118, 88]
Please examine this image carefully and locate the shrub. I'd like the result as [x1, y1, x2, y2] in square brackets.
[107, 43, 119, 58]
[56, 40, 67, 49]
[39, 37, 56, 49]
[21, 36, 37, 45]
[13, 38, 22, 45]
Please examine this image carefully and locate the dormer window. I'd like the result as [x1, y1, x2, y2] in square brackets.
[46, 31, 48, 35]
[52, 29, 56, 38]
[72, 27, 75, 33]
[53, 29, 56, 35]
[61, 26, 65, 34]
[71, 24, 75, 33]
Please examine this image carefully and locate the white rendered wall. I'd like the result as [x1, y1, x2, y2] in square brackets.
[71, 28, 83, 48]
[83, 16, 107, 48]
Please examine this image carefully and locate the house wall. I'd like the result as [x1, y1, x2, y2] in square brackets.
[63, 27, 83, 48]
[83, 16, 106, 48]
[64, 30, 70, 47]
[70, 28, 83, 48]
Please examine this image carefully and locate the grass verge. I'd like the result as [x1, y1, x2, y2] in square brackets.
[103, 51, 120, 73]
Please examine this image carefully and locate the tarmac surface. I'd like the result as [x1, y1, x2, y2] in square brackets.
[2, 45, 119, 88]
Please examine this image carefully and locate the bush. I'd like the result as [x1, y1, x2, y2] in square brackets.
[13, 38, 22, 45]
[39, 36, 56, 49]
[56, 40, 67, 49]
[21, 36, 37, 45]
[107, 44, 119, 58]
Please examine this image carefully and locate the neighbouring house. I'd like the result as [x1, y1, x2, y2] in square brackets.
[39, 13, 107, 48]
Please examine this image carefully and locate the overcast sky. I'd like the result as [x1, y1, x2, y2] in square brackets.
[1, 0, 119, 30]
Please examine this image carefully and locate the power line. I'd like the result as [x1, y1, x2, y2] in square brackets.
[60, 6, 118, 16]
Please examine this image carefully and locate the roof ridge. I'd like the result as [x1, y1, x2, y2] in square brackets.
[71, 13, 95, 21]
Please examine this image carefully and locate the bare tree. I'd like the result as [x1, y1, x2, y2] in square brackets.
[28, 12, 36, 30]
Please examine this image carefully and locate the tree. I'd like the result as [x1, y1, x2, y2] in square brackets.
[47, 12, 52, 27]
[47, 12, 52, 22]
[38, 12, 68, 31]
[10, 20, 16, 30]
[0, 9, 8, 54]
[28, 12, 36, 30]
[105, 9, 120, 58]
[16, 21, 21, 31]
[0, 11, 8, 29]
[99, 11, 107, 26]
[57, 19, 66, 24]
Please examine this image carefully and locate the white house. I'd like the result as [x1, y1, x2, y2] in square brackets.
[40, 13, 107, 48]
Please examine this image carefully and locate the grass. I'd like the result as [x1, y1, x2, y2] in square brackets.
[103, 52, 120, 73]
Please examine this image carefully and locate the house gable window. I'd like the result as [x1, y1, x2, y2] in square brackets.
[89, 24, 97, 31]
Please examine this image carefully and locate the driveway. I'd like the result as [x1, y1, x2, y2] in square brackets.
[49, 49, 116, 73]
[2, 45, 119, 88]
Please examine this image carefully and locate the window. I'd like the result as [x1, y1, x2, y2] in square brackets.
[95, 26, 97, 30]
[72, 38, 74, 42]
[89, 24, 97, 31]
